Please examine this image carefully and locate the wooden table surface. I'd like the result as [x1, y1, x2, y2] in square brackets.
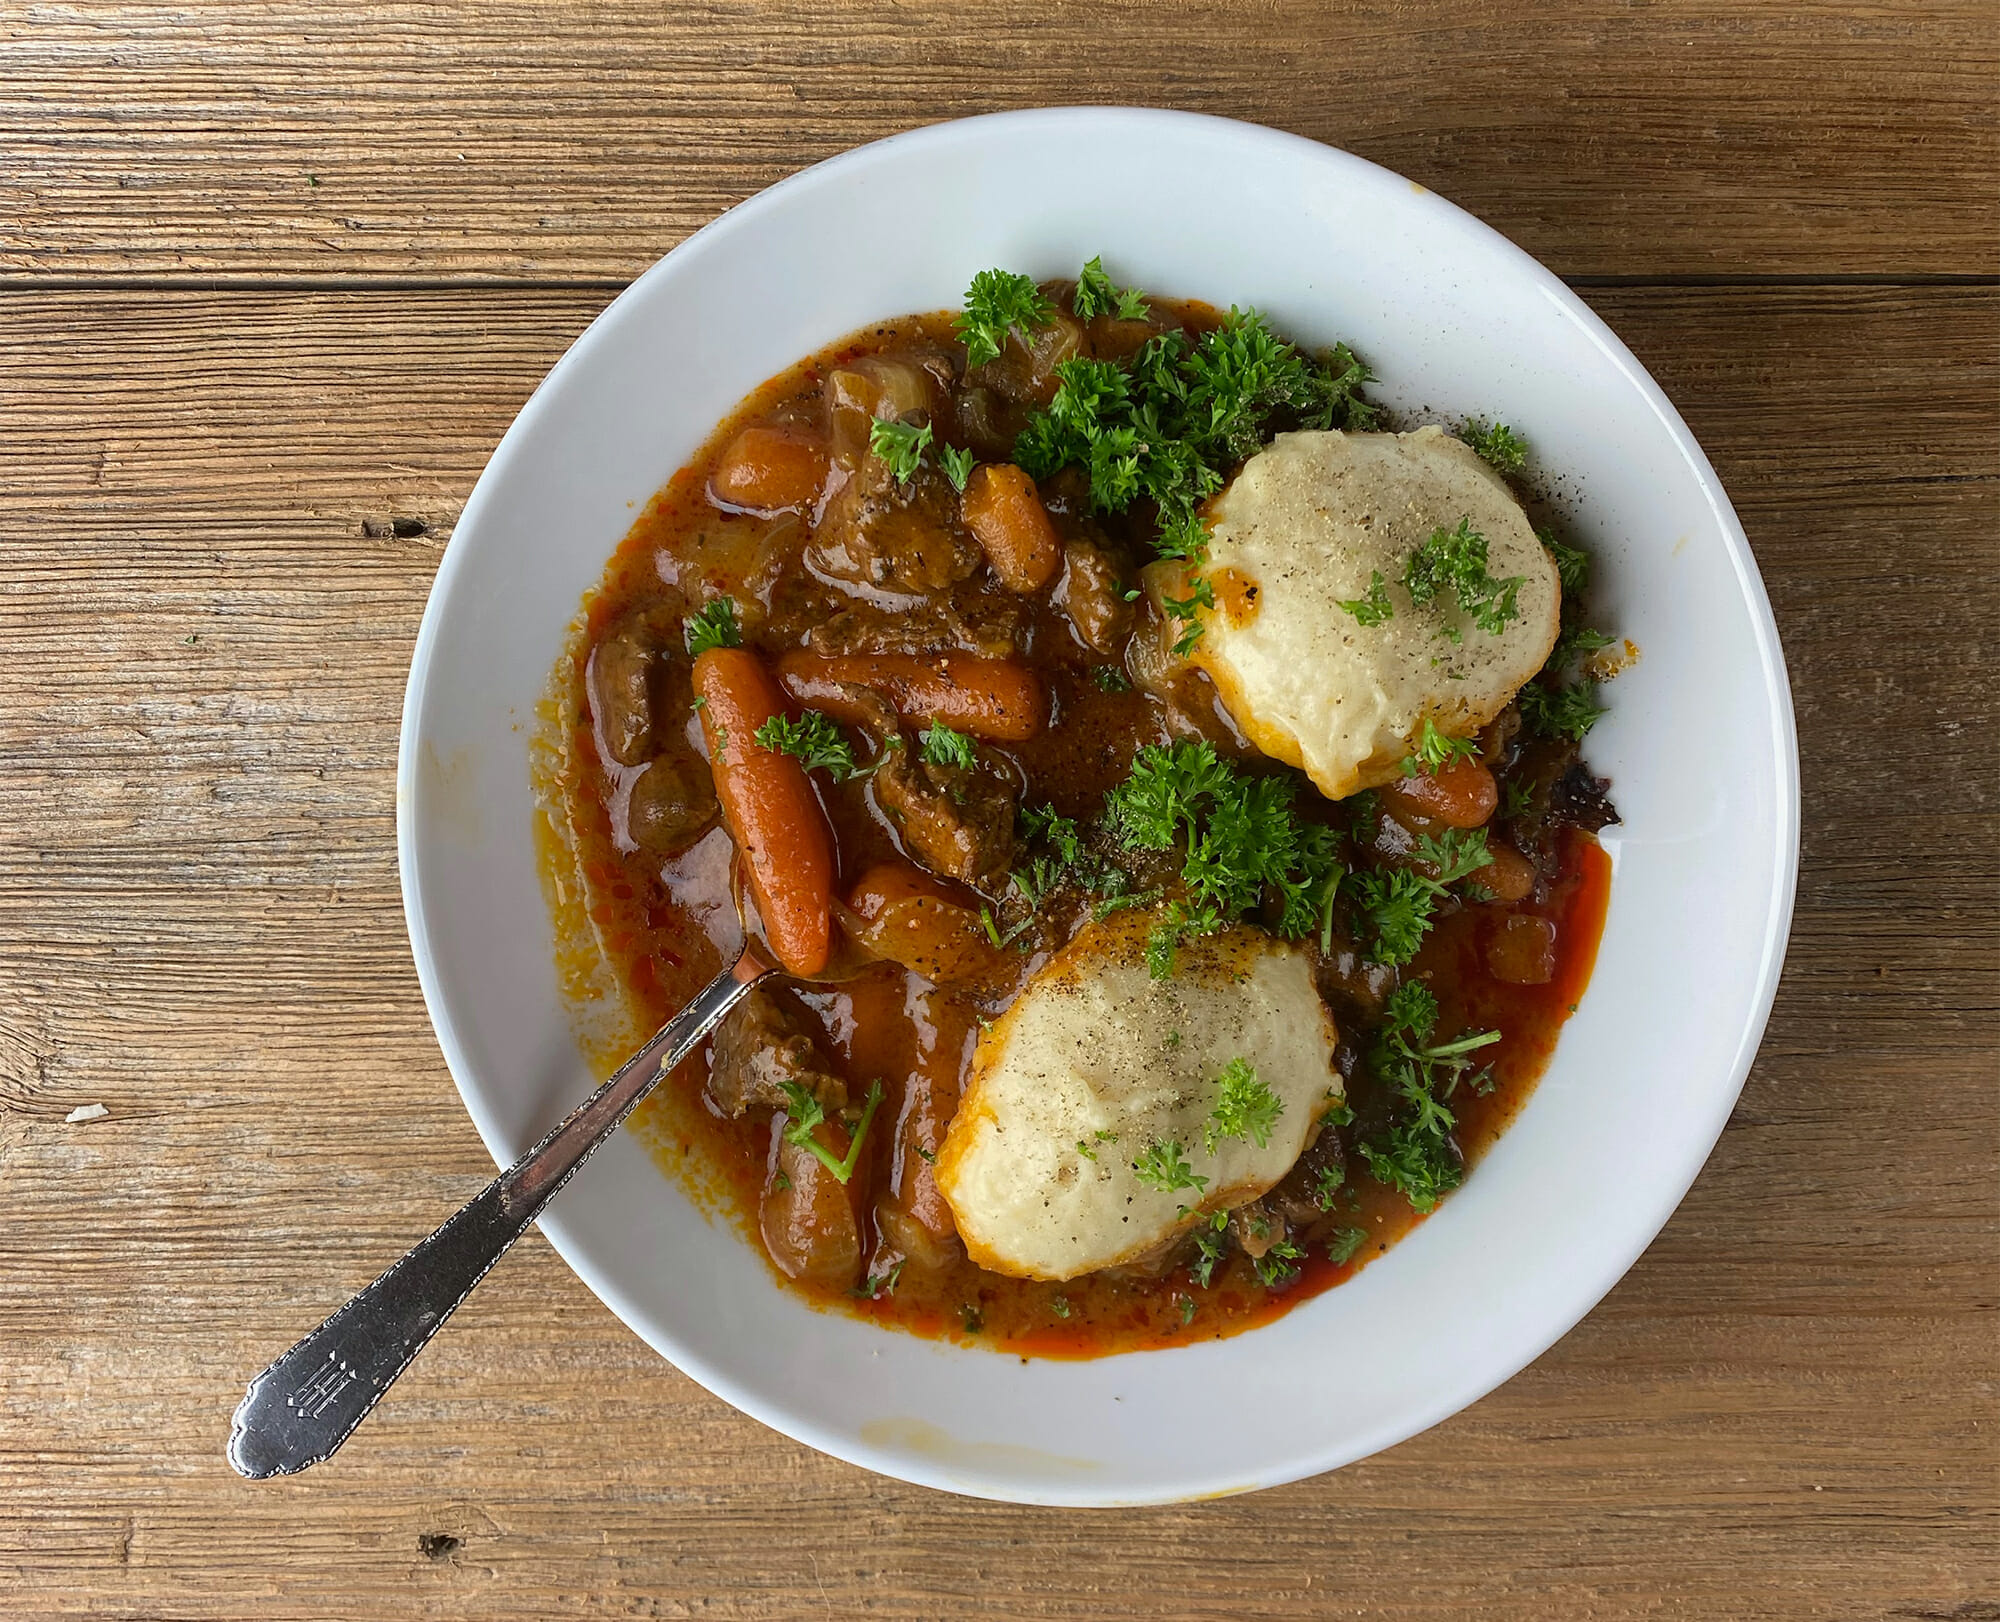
[4, 4, 1994, 1617]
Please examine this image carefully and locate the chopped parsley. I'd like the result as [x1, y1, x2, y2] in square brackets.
[1337, 569, 1395, 627]
[1518, 530, 1609, 740]
[1310, 1161, 1346, 1210]
[1072, 255, 1151, 322]
[775, 1078, 883, 1185]
[1349, 867, 1440, 967]
[1553, 624, 1617, 669]
[1206, 1058, 1283, 1152]
[1074, 1128, 1116, 1161]
[956, 269, 1055, 368]
[1106, 740, 1343, 975]
[753, 710, 868, 780]
[1541, 528, 1591, 597]
[868, 416, 934, 484]
[1019, 801, 1087, 867]
[1347, 789, 1380, 842]
[1006, 802, 1130, 926]
[1177, 1293, 1198, 1326]
[1253, 1238, 1306, 1287]
[1189, 1211, 1230, 1287]
[1143, 902, 1218, 980]
[1012, 299, 1375, 565]
[1402, 717, 1480, 777]
[1050, 1294, 1072, 1319]
[1415, 826, 1495, 886]
[1350, 828, 1493, 966]
[1355, 983, 1499, 1213]
[683, 596, 742, 656]
[1404, 519, 1525, 641]
[852, 1258, 905, 1299]
[939, 442, 975, 493]
[1519, 677, 1607, 743]
[1132, 1139, 1207, 1197]
[1326, 1226, 1368, 1265]
[1161, 574, 1215, 655]
[1090, 662, 1132, 693]
[919, 722, 978, 770]
[1459, 418, 1528, 475]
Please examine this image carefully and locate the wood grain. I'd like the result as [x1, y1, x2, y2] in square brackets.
[0, 280, 1993, 1619]
[2, 0, 1995, 282]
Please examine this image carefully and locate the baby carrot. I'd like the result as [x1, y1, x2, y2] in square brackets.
[692, 646, 835, 977]
[773, 651, 1045, 742]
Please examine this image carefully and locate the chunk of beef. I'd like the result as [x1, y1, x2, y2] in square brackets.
[845, 687, 1017, 888]
[879, 760, 1017, 889]
[1055, 537, 1133, 657]
[970, 298, 1087, 408]
[1267, 1128, 1349, 1231]
[587, 619, 663, 767]
[707, 988, 848, 1118]
[806, 455, 982, 597]
[1229, 1200, 1289, 1262]
[810, 596, 1024, 660]
[587, 615, 711, 793]
[1492, 733, 1621, 879]
[623, 747, 717, 856]
[953, 384, 1028, 462]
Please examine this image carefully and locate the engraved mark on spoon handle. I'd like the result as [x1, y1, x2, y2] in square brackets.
[227, 948, 770, 1479]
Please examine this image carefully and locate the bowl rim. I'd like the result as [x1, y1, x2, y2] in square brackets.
[396, 105, 1800, 1501]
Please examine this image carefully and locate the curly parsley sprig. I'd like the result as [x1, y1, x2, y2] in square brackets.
[1205, 1058, 1283, 1153]
[1004, 287, 1376, 567]
[868, 416, 934, 485]
[754, 710, 870, 781]
[1401, 717, 1480, 777]
[1072, 255, 1150, 322]
[919, 723, 978, 770]
[684, 596, 742, 655]
[1459, 418, 1528, 475]
[1348, 827, 1494, 967]
[1105, 740, 1343, 976]
[1355, 983, 1499, 1213]
[1519, 530, 1610, 742]
[1404, 519, 1525, 642]
[1131, 1139, 1206, 1198]
[957, 269, 1056, 369]
[776, 1077, 884, 1185]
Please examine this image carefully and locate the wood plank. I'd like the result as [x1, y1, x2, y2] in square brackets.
[0, 284, 1993, 1619]
[2, 1, 1995, 282]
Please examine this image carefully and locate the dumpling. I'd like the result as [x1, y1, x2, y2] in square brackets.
[1169, 426, 1561, 799]
[933, 910, 1341, 1281]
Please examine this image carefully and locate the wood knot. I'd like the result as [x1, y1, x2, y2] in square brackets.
[362, 515, 432, 540]
[417, 1531, 460, 1560]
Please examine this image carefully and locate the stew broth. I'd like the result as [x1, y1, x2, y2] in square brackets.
[534, 295, 1616, 1357]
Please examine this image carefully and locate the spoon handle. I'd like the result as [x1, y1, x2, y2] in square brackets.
[227, 947, 771, 1479]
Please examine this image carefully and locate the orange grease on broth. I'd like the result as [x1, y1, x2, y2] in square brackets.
[533, 310, 1615, 1358]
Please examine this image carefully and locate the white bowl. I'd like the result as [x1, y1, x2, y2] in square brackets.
[397, 108, 1798, 1504]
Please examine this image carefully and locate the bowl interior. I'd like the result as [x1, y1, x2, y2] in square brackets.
[397, 108, 1797, 1504]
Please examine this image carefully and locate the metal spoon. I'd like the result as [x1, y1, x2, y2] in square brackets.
[226, 942, 775, 1479]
